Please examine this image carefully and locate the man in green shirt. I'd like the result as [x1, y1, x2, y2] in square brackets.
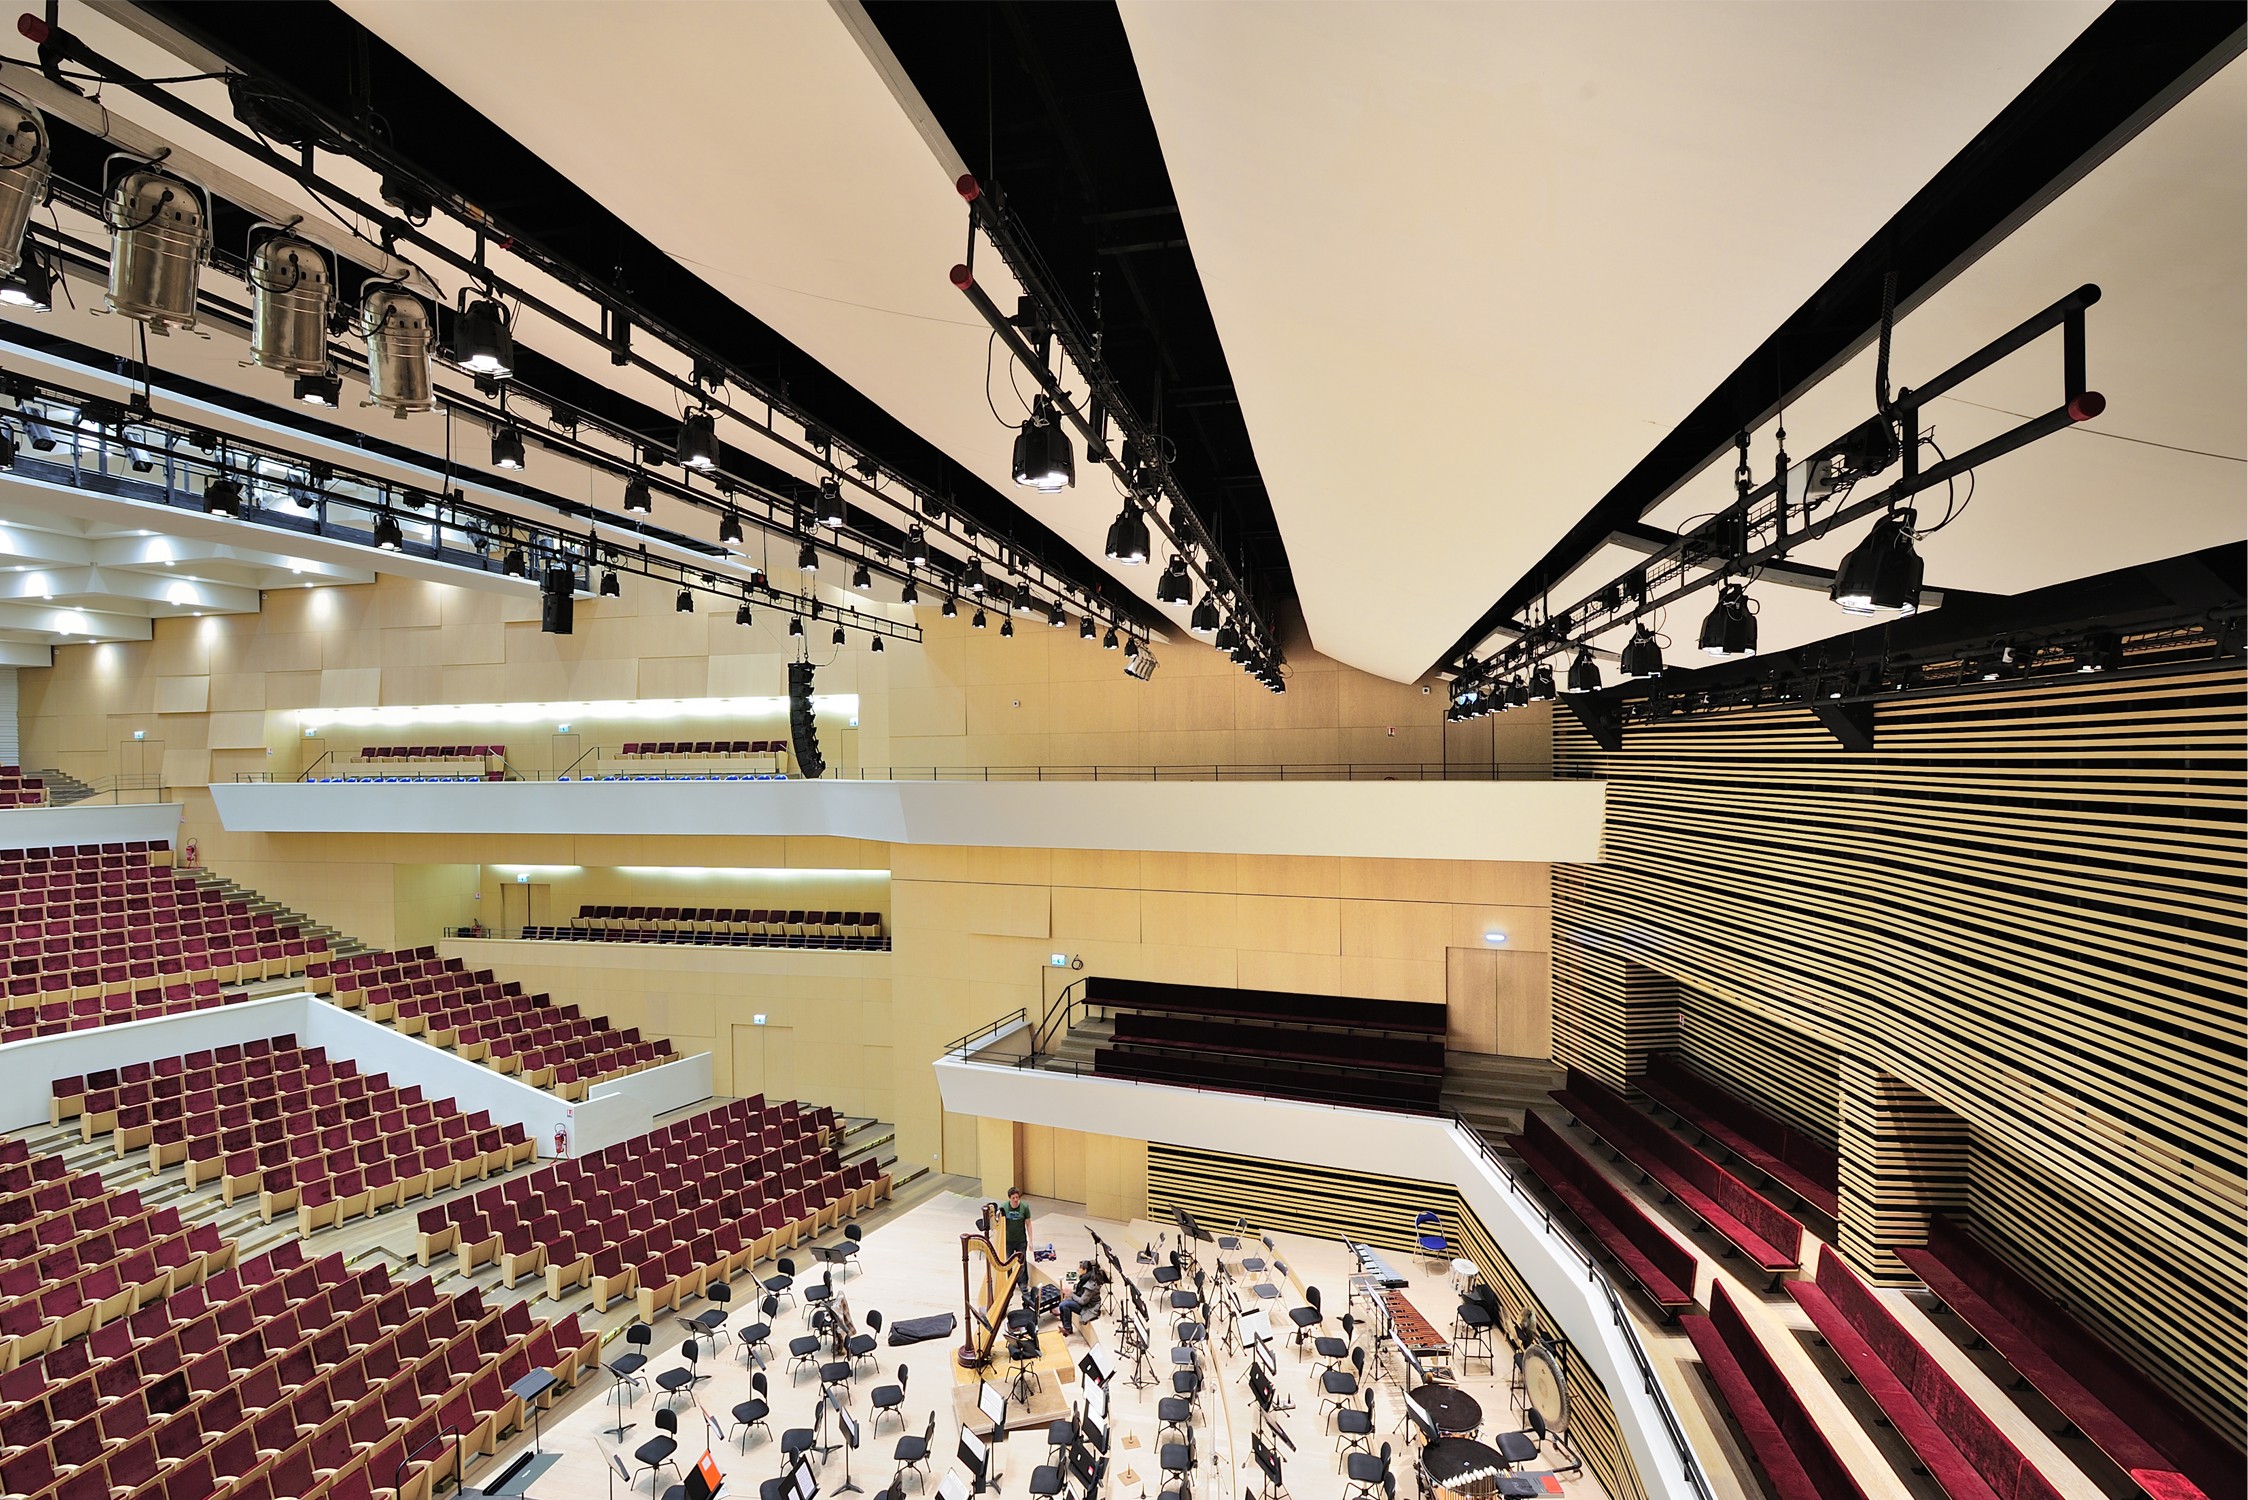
[999, 1187, 1033, 1263]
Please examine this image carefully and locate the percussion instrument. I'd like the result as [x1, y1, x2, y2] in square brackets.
[1382, 1288, 1452, 1362]
[1421, 1437, 1506, 1500]
[1350, 1242, 1410, 1288]
[1409, 1383, 1483, 1436]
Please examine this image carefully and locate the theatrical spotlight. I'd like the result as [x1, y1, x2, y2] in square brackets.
[818, 477, 845, 528]
[105, 164, 208, 335]
[1189, 596, 1220, 637]
[899, 580, 919, 605]
[358, 283, 433, 416]
[371, 511, 404, 550]
[293, 370, 342, 407]
[1620, 624, 1664, 679]
[1831, 507, 1923, 615]
[202, 476, 243, 516]
[1698, 583, 1758, 659]
[941, 595, 958, 619]
[1156, 555, 1191, 604]
[677, 409, 719, 471]
[1103, 503, 1150, 565]
[718, 511, 743, 546]
[832, 626, 847, 646]
[0, 240, 53, 310]
[624, 476, 653, 514]
[971, 609, 988, 631]
[735, 602, 754, 626]
[797, 541, 819, 572]
[675, 587, 695, 614]
[1012, 395, 1074, 493]
[2077, 630, 2122, 673]
[247, 234, 334, 377]
[1527, 664, 1556, 701]
[598, 569, 621, 598]
[489, 422, 526, 470]
[448, 292, 514, 378]
[851, 561, 871, 590]
[0, 90, 51, 279]
[1564, 647, 1602, 694]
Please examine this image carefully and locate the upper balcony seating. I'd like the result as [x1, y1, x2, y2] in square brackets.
[308, 949, 672, 1101]
[1506, 1112, 1697, 1318]
[50, 1036, 535, 1239]
[0, 842, 327, 1043]
[1681, 1281, 1873, 1500]
[1787, 1244, 2066, 1500]
[1549, 1069, 1802, 1282]
[0, 769, 47, 810]
[1085, 977, 1446, 1113]
[1635, 1055, 1840, 1217]
[0, 1239, 601, 1500]
[518, 907, 888, 951]
[353, 745, 505, 763]
[617, 740, 782, 757]
[347, 747, 505, 782]
[412, 1096, 888, 1321]
[0, 1137, 233, 1371]
[1898, 1217, 2244, 1500]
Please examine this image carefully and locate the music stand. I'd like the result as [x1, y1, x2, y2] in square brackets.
[832, 1392, 864, 1495]
[1075, 1345, 1117, 1389]
[594, 1437, 632, 1500]
[687, 1449, 725, 1500]
[958, 1424, 992, 1497]
[938, 1471, 972, 1500]
[794, 1456, 821, 1500]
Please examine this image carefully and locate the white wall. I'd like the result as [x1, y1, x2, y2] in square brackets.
[0, 992, 310, 1129]
[934, 1057, 1707, 1500]
[0, 800, 182, 852]
[210, 779, 1606, 862]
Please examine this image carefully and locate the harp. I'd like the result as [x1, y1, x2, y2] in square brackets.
[957, 1204, 1025, 1369]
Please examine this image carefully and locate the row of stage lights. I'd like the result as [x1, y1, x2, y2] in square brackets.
[0, 84, 1165, 670]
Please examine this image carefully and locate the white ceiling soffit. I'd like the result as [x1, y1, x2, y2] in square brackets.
[335, 1, 1185, 625]
[1118, 0, 2105, 681]
[1539, 54, 2248, 669]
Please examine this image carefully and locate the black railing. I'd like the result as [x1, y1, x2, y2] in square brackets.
[941, 1009, 1029, 1060]
[295, 751, 332, 783]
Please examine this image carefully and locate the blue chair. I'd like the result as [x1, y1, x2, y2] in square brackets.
[1413, 1210, 1448, 1263]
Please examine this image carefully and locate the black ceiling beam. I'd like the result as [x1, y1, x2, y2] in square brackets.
[1436, 3, 2246, 675]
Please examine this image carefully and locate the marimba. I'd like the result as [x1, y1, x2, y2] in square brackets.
[1382, 1288, 1452, 1363]
[1350, 1242, 1410, 1288]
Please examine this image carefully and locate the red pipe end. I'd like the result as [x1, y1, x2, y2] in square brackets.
[2068, 391, 2106, 422]
[947, 264, 974, 291]
[17, 13, 49, 42]
[955, 173, 981, 202]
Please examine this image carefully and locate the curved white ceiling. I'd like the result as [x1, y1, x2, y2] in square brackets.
[1118, 0, 2104, 679]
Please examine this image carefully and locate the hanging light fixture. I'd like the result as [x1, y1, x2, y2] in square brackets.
[1047, 602, 1066, 629]
[1102, 627, 1120, 651]
[1564, 647, 1602, 694]
[817, 476, 846, 529]
[734, 602, 754, 626]
[623, 476, 653, 514]
[1527, 664, 1557, 701]
[2076, 630, 2121, 673]
[1124, 637, 1140, 661]
[962, 558, 987, 594]
[1189, 597, 1220, 637]
[489, 422, 525, 470]
[1213, 620, 1238, 652]
[501, 546, 528, 578]
[717, 511, 743, 546]
[598, 568, 621, 598]
[675, 587, 695, 614]
[202, 476, 243, 516]
[1012, 395, 1074, 492]
[372, 511, 403, 550]
[871, 636, 884, 654]
[1000, 618, 1014, 638]
[789, 615, 804, 638]
[1156, 556, 1191, 604]
[0, 239, 52, 310]
[832, 625, 847, 646]
[1502, 676, 1528, 709]
[448, 291, 514, 378]
[797, 541, 819, 572]
[247, 233, 334, 377]
[971, 608, 988, 630]
[900, 579, 919, 605]
[676, 409, 719, 471]
[941, 595, 958, 619]
[1698, 582, 1758, 659]
[1620, 624, 1664, 678]
[851, 561, 871, 590]
[105, 163, 209, 334]
[0, 91, 51, 279]
[1830, 507, 1923, 615]
[905, 526, 929, 567]
[1103, 503, 1150, 565]
[293, 370, 341, 407]
[357, 282, 432, 416]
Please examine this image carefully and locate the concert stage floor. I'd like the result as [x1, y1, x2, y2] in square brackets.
[472, 1188, 1613, 1500]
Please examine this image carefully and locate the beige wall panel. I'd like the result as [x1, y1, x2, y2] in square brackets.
[367, 581, 444, 630]
[1339, 725, 1444, 763]
[1446, 904, 1551, 952]
[1445, 945, 1553, 1057]
[1140, 853, 1239, 894]
[1136, 673, 1235, 735]
[637, 655, 710, 700]
[1235, 894, 1340, 955]
[380, 667, 445, 705]
[1042, 732, 1140, 765]
[1338, 858, 1547, 907]
[1233, 855, 1341, 899]
[1052, 886, 1141, 945]
[147, 630, 210, 677]
[557, 657, 641, 700]
[1337, 670, 1436, 727]
[206, 711, 266, 751]
[243, 630, 323, 675]
[1338, 954, 1446, 1004]
[882, 683, 969, 738]
[208, 672, 267, 713]
[1139, 890, 1240, 950]
[154, 675, 208, 715]
[318, 667, 382, 708]
[377, 627, 453, 670]
[1342, 900, 1454, 960]
[1047, 677, 1143, 736]
[436, 665, 510, 703]
[977, 1116, 1015, 1199]
[1235, 948, 1344, 996]
[262, 670, 321, 711]
[966, 683, 1049, 739]
[1233, 667, 1340, 732]
[1048, 849, 1144, 890]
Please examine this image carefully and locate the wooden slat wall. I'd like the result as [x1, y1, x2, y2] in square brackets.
[1678, 989, 1839, 1146]
[1838, 1061, 1970, 1280]
[1146, 1143, 1650, 1500]
[1552, 669, 2247, 1437]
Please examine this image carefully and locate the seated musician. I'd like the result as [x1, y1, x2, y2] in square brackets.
[1056, 1258, 1106, 1335]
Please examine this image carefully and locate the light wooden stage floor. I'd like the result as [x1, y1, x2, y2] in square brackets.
[472, 1189, 1605, 1500]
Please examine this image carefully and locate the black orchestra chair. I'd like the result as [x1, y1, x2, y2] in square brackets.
[696, 1278, 733, 1334]
[870, 1364, 909, 1433]
[835, 1221, 864, 1275]
[849, 1310, 884, 1373]
[1156, 1388, 1194, 1445]
[893, 1412, 935, 1490]
[780, 1419, 817, 1467]
[1334, 1389, 1377, 1462]
[1289, 1285, 1325, 1354]
[1320, 1347, 1366, 1425]
[1343, 1443, 1392, 1500]
[804, 1271, 836, 1315]
[1315, 1312, 1357, 1368]
[1158, 1429, 1194, 1493]
[1045, 1408, 1077, 1468]
[630, 1409, 683, 1494]
[655, 1338, 701, 1405]
[613, 1321, 654, 1384]
[739, 1294, 778, 1364]
[727, 1372, 772, 1450]
[764, 1256, 798, 1310]
[788, 1322, 825, 1383]
[1453, 1287, 1499, 1371]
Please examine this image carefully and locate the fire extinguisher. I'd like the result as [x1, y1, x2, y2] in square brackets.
[553, 1121, 570, 1158]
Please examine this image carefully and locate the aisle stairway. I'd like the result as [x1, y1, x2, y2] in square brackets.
[180, 865, 374, 962]
[1440, 1049, 1564, 1138]
[29, 767, 95, 806]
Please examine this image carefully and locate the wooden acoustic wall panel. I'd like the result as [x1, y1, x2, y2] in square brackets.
[1838, 1062, 1971, 1281]
[1552, 670, 2246, 1437]
[1679, 989, 1839, 1146]
[1145, 1142, 1649, 1500]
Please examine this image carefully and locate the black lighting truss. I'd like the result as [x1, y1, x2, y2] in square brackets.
[1450, 283, 2106, 705]
[0, 362, 922, 643]
[950, 172, 1286, 684]
[11, 13, 1150, 646]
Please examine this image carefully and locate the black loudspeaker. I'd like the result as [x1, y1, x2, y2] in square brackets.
[539, 567, 575, 635]
[788, 660, 826, 779]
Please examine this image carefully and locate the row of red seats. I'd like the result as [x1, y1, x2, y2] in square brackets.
[315, 948, 671, 1100]
[353, 745, 504, 760]
[4, 984, 246, 1045]
[0, 1239, 598, 1500]
[0, 1140, 231, 1370]
[576, 906, 884, 936]
[618, 740, 781, 755]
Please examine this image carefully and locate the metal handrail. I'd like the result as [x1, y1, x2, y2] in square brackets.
[295, 750, 332, 782]
[841, 762, 1555, 783]
[1028, 976, 1095, 1059]
[941, 1008, 1028, 1060]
